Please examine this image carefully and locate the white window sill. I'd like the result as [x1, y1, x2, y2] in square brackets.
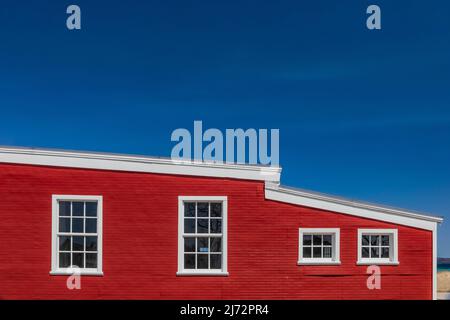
[177, 271, 229, 276]
[297, 260, 341, 266]
[50, 270, 104, 276]
[356, 260, 399, 266]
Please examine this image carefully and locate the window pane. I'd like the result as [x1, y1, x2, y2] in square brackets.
[72, 202, 84, 216]
[197, 237, 209, 253]
[381, 235, 390, 246]
[197, 254, 208, 269]
[313, 235, 322, 245]
[381, 247, 390, 258]
[85, 202, 97, 217]
[210, 237, 222, 252]
[59, 253, 71, 268]
[184, 218, 195, 233]
[85, 218, 97, 233]
[59, 218, 70, 232]
[313, 247, 322, 258]
[184, 238, 195, 252]
[323, 246, 332, 258]
[303, 235, 312, 246]
[197, 203, 209, 217]
[86, 236, 97, 251]
[86, 253, 97, 268]
[184, 254, 195, 269]
[210, 254, 222, 269]
[371, 235, 380, 246]
[371, 247, 380, 258]
[59, 201, 71, 216]
[72, 253, 84, 268]
[362, 247, 370, 258]
[59, 236, 71, 251]
[72, 218, 84, 233]
[197, 219, 209, 233]
[210, 203, 222, 217]
[362, 235, 370, 246]
[303, 247, 312, 258]
[73, 236, 84, 251]
[210, 219, 222, 233]
[323, 235, 332, 246]
[184, 202, 195, 217]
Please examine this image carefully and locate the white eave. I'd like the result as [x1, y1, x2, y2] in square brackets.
[0, 146, 281, 183]
[265, 182, 443, 231]
[0, 146, 443, 230]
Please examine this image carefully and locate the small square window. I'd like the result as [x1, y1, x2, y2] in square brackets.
[358, 229, 398, 265]
[298, 229, 340, 265]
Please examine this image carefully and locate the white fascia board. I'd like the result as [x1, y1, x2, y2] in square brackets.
[265, 183, 443, 231]
[0, 147, 281, 183]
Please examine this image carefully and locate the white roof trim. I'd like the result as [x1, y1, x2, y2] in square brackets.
[0, 146, 281, 183]
[0, 146, 443, 230]
[265, 183, 443, 231]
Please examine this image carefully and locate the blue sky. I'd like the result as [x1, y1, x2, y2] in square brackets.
[0, 1, 449, 255]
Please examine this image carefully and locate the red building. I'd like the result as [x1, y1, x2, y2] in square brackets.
[0, 146, 443, 299]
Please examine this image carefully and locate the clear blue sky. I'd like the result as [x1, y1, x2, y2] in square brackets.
[0, 1, 449, 255]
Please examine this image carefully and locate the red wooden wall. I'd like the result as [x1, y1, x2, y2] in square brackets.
[0, 163, 432, 299]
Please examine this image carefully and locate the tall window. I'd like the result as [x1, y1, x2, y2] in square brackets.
[357, 229, 398, 265]
[298, 228, 340, 265]
[178, 196, 228, 275]
[51, 195, 103, 275]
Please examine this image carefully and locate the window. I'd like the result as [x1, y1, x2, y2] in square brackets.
[357, 229, 399, 265]
[298, 228, 340, 265]
[51, 195, 103, 275]
[177, 196, 228, 275]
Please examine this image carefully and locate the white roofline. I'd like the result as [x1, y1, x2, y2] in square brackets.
[0, 146, 281, 183]
[265, 182, 443, 230]
[0, 146, 443, 230]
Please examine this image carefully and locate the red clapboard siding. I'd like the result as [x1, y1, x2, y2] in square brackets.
[0, 163, 432, 299]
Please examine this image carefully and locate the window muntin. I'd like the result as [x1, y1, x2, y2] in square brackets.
[51, 195, 103, 275]
[298, 228, 340, 265]
[178, 197, 228, 275]
[357, 229, 398, 265]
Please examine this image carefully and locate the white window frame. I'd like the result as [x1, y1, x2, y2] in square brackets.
[177, 196, 228, 276]
[298, 228, 341, 265]
[357, 228, 399, 265]
[50, 195, 103, 276]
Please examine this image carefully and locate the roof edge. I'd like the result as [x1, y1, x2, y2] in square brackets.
[265, 182, 443, 230]
[0, 146, 281, 183]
